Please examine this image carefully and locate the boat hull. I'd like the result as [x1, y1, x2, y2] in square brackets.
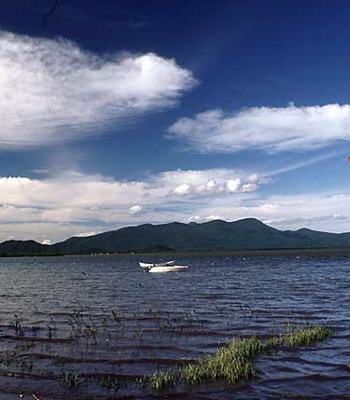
[148, 265, 188, 273]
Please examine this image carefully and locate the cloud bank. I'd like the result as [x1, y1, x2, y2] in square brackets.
[0, 169, 265, 242]
[0, 170, 349, 242]
[168, 103, 350, 153]
[0, 30, 196, 148]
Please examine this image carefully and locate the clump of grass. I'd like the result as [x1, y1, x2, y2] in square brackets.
[183, 337, 262, 385]
[61, 370, 82, 388]
[13, 314, 24, 337]
[148, 370, 181, 391]
[280, 326, 331, 347]
[145, 326, 332, 391]
[100, 375, 120, 392]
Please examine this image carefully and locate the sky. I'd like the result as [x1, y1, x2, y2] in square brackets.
[1, 0, 350, 243]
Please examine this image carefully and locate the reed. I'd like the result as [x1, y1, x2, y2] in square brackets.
[100, 375, 120, 391]
[146, 326, 332, 391]
[61, 370, 82, 388]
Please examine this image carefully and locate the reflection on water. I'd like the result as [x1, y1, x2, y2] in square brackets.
[0, 254, 348, 399]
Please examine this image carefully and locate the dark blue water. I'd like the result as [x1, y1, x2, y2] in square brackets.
[0, 254, 348, 399]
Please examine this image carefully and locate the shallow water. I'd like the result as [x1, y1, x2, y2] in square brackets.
[0, 254, 348, 399]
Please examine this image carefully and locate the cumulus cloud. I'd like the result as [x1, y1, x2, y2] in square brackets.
[168, 170, 265, 196]
[226, 178, 241, 193]
[204, 214, 223, 221]
[186, 192, 350, 233]
[168, 103, 350, 153]
[0, 170, 350, 240]
[0, 169, 262, 211]
[74, 231, 98, 238]
[0, 168, 265, 242]
[128, 205, 142, 215]
[265, 214, 347, 228]
[0, 30, 196, 148]
[173, 183, 190, 195]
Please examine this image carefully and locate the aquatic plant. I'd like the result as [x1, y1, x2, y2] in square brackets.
[99, 375, 120, 391]
[47, 315, 57, 339]
[111, 309, 123, 323]
[148, 370, 181, 391]
[278, 326, 331, 347]
[61, 370, 82, 388]
[83, 325, 97, 342]
[13, 314, 24, 337]
[0, 350, 17, 367]
[144, 326, 332, 391]
[67, 310, 100, 344]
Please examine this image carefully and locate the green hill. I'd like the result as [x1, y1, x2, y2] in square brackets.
[1, 218, 350, 256]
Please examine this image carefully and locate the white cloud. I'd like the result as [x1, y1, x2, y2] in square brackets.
[128, 205, 142, 215]
[0, 30, 196, 148]
[184, 192, 350, 233]
[226, 178, 241, 193]
[0, 171, 350, 241]
[0, 169, 262, 211]
[174, 183, 191, 195]
[206, 179, 217, 192]
[205, 214, 223, 221]
[188, 215, 201, 222]
[74, 231, 98, 237]
[0, 168, 265, 242]
[168, 103, 350, 153]
[169, 169, 264, 196]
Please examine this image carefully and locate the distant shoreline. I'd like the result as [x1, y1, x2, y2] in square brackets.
[1, 247, 350, 258]
[2, 218, 350, 258]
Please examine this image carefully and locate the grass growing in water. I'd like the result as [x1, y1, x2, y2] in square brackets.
[147, 326, 332, 391]
[61, 370, 82, 388]
[100, 375, 120, 392]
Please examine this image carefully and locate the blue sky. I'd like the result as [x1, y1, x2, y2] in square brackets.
[1, 0, 350, 243]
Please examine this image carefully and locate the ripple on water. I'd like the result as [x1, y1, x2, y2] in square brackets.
[0, 254, 348, 399]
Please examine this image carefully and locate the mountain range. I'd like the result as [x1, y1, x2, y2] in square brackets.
[1, 218, 350, 256]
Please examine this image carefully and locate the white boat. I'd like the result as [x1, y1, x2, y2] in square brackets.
[139, 260, 188, 273]
[139, 260, 175, 269]
[148, 265, 189, 273]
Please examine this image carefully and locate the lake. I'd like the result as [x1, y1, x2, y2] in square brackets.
[0, 254, 348, 399]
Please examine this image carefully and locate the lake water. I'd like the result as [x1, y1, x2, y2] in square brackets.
[0, 254, 348, 399]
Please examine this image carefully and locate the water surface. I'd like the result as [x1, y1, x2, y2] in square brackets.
[0, 255, 348, 399]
